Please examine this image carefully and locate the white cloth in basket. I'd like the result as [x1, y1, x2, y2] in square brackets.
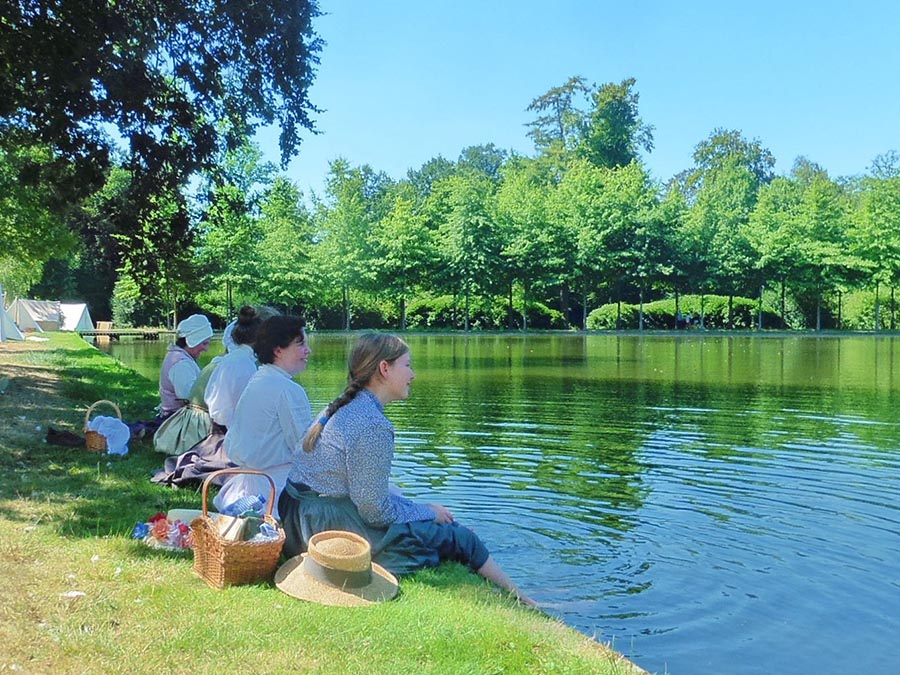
[88, 415, 130, 455]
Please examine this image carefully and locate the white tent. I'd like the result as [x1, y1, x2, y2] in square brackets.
[7, 298, 61, 332]
[0, 284, 24, 341]
[60, 303, 95, 332]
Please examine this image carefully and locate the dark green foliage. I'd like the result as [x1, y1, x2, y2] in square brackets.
[1, 0, 322, 293]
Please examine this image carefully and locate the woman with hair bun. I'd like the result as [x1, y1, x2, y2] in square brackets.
[213, 315, 312, 518]
[279, 333, 535, 607]
[205, 305, 279, 432]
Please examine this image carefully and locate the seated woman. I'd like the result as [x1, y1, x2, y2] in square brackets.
[213, 315, 311, 519]
[130, 314, 213, 441]
[151, 356, 217, 457]
[279, 333, 535, 607]
[160, 314, 213, 415]
[153, 306, 275, 485]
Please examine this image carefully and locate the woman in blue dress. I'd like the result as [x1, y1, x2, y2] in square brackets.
[279, 333, 535, 606]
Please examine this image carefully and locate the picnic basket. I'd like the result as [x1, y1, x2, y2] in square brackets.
[83, 399, 122, 452]
[191, 468, 285, 589]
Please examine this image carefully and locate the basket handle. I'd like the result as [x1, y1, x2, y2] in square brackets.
[201, 468, 277, 519]
[83, 399, 122, 433]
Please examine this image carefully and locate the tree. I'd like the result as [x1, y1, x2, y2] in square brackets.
[791, 168, 855, 329]
[687, 128, 775, 193]
[0, 0, 322, 291]
[197, 183, 264, 316]
[314, 159, 391, 329]
[849, 169, 900, 329]
[525, 76, 592, 176]
[747, 176, 803, 327]
[578, 78, 654, 169]
[681, 130, 775, 326]
[457, 144, 508, 183]
[406, 155, 456, 201]
[255, 177, 317, 313]
[371, 184, 435, 329]
[0, 145, 75, 295]
[431, 171, 502, 330]
[493, 157, 562, 329]
[195, 141, 275, 316]
[553, 159, 658, 328]
[30, 165, 134, 319]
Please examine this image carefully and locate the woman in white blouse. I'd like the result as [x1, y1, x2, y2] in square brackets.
[213, 315, 311, 519]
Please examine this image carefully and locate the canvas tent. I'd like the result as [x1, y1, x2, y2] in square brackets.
[60, 303, 95, 332]
[8, 298, 61, 332]
[0, 283, 24, 341]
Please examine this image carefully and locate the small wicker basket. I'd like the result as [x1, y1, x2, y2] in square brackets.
[191, 468, 285, 589]
[83, 400, 123, 452]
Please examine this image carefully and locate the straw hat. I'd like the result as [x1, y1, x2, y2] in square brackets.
[274, 530, 399, 607]
[176, 314, 213, 348]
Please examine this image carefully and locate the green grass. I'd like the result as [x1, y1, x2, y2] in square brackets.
[0, 334, 644, 674]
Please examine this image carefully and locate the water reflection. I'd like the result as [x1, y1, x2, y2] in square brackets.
[97, 333, 900, 675]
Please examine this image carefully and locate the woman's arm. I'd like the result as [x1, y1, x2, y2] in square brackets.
[277, 382, 312, 455]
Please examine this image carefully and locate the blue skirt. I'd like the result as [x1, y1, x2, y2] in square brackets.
[278, 481, 490, 576]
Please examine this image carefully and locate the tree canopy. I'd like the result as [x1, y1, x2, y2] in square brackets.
[0, 0, 322, 291]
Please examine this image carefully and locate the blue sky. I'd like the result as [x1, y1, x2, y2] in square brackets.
[258, 1, 900, 198]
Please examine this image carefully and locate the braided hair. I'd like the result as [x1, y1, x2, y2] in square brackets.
[302, 333, 409, 452]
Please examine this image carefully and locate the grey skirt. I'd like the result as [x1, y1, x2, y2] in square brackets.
[278, 481, 490, 576]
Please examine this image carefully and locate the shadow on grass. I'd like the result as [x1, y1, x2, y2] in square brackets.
[0, 335, 214, 540]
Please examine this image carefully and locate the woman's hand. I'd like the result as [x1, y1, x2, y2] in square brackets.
[428, 503, 454, 524]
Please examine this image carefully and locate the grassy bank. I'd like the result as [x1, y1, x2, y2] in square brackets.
[0, 334, 643, 674]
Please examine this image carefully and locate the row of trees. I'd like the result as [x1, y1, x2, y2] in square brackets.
[146, 77, 900, 331]
[2, 6, 898, 331]
[184, 129, 899, 332]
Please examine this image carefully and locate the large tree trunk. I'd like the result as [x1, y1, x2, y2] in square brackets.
[559, 286, 570, 328]
[892, 287, 896, 331]
[674, 288, 681, 329]
[837, 290, 842, 330]
[343, 286, 350, 330]
[875, 282, 881, 331]
[816, 293, 822, 331]
[226, 279, 233, 321]
[781, 280, 786, 329]
[464, 285, 470, 332]
[758, 283, 764, 331]
[522, 280, 529, 331]
[638, 285, 645, 331]
[582, 281, 588, 330]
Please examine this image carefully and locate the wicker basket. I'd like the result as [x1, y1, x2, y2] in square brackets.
[191, 468, 285, 589]
[83, 400, 122, 452]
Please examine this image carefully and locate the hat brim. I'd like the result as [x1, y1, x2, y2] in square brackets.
[274, 554, 399, 607]
[184, 328, 213, 348]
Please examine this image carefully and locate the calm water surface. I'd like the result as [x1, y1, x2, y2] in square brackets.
[99, 333, 900, 675]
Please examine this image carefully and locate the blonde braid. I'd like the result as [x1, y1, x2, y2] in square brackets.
[302, 379, 364, 452]
[301, 333, 409, 453]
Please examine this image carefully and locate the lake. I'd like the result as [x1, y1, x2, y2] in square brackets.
[97, 332, 900, 675]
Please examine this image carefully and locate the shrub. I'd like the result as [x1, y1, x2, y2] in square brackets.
[406, 295, 458, 329]
[586, 294, 781, 330]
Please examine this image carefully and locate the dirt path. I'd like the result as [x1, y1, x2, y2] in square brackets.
[0, 338, 85, 452]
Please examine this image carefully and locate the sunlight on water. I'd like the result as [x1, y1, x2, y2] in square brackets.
[99, 333, 900, 675]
